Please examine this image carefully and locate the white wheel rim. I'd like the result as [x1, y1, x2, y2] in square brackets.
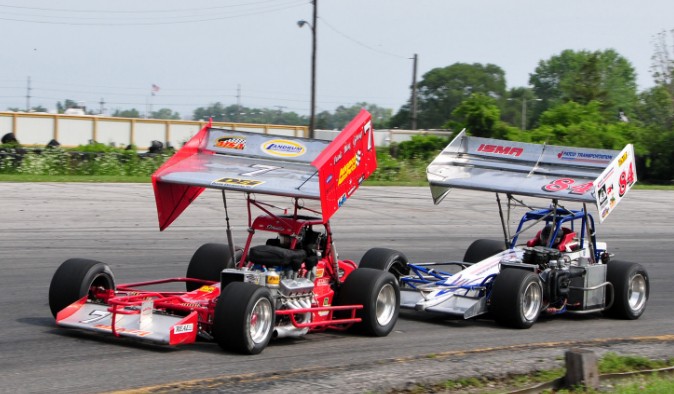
[628, 274, 647, 312]
[376, 283, 396, 326]
[522, 281, 542, 321]
[249, 297, 273, 344]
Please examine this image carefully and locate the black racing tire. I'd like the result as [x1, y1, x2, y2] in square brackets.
[605, 260, 649, 320]
[359, 247, 410, 279]
[463, 239, 505, 264]
[489, 268, 543, 329]
[48, 258, 116, 318]
[213, 282, 274, 355]
[334, 268, 400, 336]
[186, 243, 242, 291]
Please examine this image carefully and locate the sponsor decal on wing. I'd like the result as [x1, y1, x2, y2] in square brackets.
[173, 323, 194, 334]
[338, 150, 362, 186]
[557, 150, 613, 164]
[477, 143, 523, 157]
[593, 145, 636, 222]
[211, 177, 264, 188]
[261, 139, 306, 157]
[215, 136, 247, 150]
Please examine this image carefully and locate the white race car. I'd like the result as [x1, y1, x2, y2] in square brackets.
[360, 131, 648, 328]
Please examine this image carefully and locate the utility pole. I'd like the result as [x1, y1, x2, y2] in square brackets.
[26, 76, 32, 112]
[236, 84, 241, 122]
[508, 97, 542, 130]
[298, 1, 317, 138]
[99, 98, 106, 115]
[309, 0, 317, 138]
[410, 54, 418, 130]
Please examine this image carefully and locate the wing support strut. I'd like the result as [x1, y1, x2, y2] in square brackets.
[221, 190, 236, 265]
[495, 193, 509, 250]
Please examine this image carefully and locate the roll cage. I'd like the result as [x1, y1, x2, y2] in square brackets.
[495, 195, 602, 263]
[234, 192, 342, 284]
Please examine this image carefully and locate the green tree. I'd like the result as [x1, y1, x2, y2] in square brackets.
[8, 105, 48, 112]
[529, 49, 638, 121]
[392, 63, 507, 129]
[635, 85, 674, 129]
[315, 110, 332, 130]
[324, 103, 393, 130]
[563, 52, 608, 104]
[261, 108, 306, 125]
[634, 86, 674, 181]
[508, 101, 639, 152]
[111, 108, 141, 118]
[192, 102, 229, 121]
[191, 102, 390, 129]
[150, 108, 181, 120]
[650, 29, 674, 99]
[192, 103, 307, 125]
[448, 93, 502, 137]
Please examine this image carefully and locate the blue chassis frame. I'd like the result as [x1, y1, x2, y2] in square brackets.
[401, 206, 601, 293]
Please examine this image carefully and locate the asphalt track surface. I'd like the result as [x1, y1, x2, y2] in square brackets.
[1, 183, 673, 393]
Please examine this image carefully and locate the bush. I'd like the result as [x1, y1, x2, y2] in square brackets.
[370, 150, 428, 184]
[0, 148, 169, 177]
[394, 134, 450, 161]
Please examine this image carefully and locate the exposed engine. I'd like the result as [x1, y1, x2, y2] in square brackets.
[220, 267, 316, 338]
[521, 246, 585, 313]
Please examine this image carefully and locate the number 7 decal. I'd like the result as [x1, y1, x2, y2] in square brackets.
[364, 121, 373, 151]
[241, 164, 281, 176]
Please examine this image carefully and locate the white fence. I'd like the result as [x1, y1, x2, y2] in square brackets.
[1, 111, 451, 150]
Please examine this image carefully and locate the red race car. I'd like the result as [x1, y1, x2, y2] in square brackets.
[49, 110, 401, 354]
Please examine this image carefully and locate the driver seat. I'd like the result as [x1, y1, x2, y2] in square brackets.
[248, 245, 307, 271]
[527, 227, 578, 252]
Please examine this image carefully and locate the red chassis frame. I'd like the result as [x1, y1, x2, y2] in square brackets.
[56, 194, 363, 346]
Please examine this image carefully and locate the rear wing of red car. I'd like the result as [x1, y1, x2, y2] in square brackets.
[152, 110, 376, 230]
[426, 130, 636, 222]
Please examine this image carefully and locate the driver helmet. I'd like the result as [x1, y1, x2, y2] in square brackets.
[540, 224, 562, 246]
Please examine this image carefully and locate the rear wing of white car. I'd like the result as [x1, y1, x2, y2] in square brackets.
[426, 130, 636, 222]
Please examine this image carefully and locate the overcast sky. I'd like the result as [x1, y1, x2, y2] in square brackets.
[2, 0, 673, 118]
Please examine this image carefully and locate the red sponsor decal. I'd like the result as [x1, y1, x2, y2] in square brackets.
[618, 163, 635, 197]
[542, 178, 593, 195]
[477, 143, 523, 157]
[93, 324, 152, 337]
[215, 136, 246, 150]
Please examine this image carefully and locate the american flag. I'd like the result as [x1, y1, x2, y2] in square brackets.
[151, 84, 160, 96]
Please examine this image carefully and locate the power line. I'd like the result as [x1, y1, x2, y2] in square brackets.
[319, 17, 408, 60]
[0, 1, 306, 26]
[14, 78, 400, 101]
[0, 0, 287, 14]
